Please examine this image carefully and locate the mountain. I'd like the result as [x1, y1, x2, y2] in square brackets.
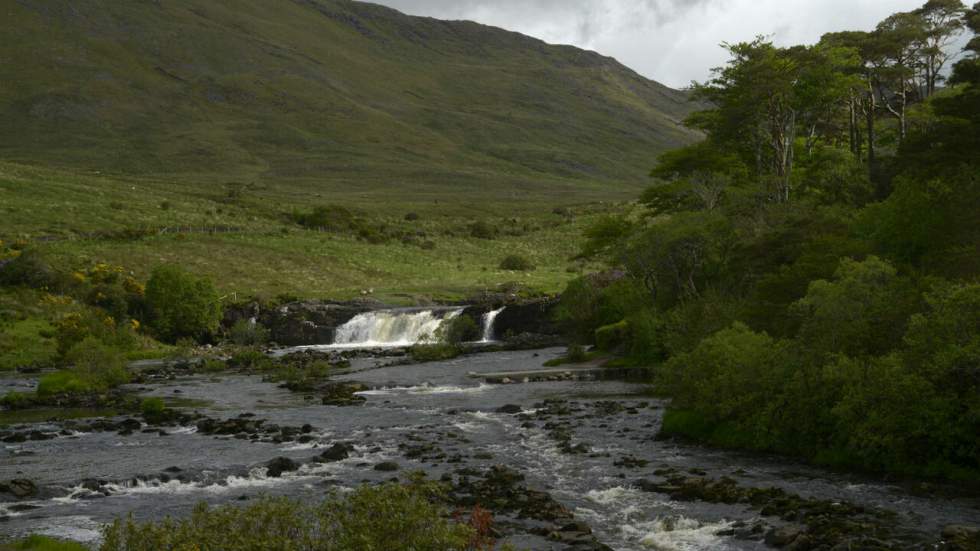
[1, 0, 699, 195]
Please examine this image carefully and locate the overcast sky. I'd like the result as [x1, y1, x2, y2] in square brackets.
[368, 0, 937, 88]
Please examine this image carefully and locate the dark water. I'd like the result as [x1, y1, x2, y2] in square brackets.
[1, 348, 978, 549]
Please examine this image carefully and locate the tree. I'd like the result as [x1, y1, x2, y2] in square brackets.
[621, 212, 733, 306]
[915, 0, 968, 96]
[791, 257, 917, 361]
[691, 38, 802, 201]
[145, 265, 222, 343]
[873, 12, 927, 142]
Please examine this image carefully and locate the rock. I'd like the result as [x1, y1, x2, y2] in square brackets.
[374, 461, 399, 472]
[79, 479, 103, 492]
[319, 442, 354, 462]
[561, 521, 592, 534]
[765, 526, 803, 547]
[493, 298, 561, 337]
[265, 457, 300, 478]
[118, 418, 142, 431]
[942, 524, 980, 549]
[943, 525, 979, 540]
[496, 404, 522, 414]
[239, 300, 377, 346]
[0, 478, 37, 498]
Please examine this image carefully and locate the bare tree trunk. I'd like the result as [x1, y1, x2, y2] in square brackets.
[865, 86, 876, 178]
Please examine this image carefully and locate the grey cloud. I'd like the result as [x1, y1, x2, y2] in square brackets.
[365, 1, 933, 87]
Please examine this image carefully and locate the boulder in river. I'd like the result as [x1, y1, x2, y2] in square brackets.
[318, 442, 354, 462]
[496, 404, 522, 414]
[265, 457, 300, 478]
[0, 478, 37, 498]
[765, 525, 803, 547]
[373, 461, 399, 472]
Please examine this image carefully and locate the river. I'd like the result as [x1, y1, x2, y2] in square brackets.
[1, 347, 978, 549]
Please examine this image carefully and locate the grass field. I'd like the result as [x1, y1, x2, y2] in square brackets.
[1, 162, 617, 303]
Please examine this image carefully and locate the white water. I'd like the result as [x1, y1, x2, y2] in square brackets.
[332, 308, 464, 347]
[479, 307, 505, 342]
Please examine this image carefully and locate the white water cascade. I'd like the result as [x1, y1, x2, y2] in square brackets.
[479, 307, 505, 342]
[332, 308, 464, 347]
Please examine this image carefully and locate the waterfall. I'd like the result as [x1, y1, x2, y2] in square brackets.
[479, 307, 505, 343]
[332, 308, 464, 347]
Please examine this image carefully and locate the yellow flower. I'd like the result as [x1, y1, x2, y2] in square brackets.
[130, 319, 141, 331]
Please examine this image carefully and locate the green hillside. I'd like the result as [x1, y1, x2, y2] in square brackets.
[0, 0, 697, 196]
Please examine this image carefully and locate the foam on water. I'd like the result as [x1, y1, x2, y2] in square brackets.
[586, 486, 643, 506]
[33, 517, 104, 543]
[356, 383, 493, 396]
[627, 516, 735, 551]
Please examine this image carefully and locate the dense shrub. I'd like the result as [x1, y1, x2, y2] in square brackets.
[36, 371, 92, 397]
[594, 319, 630, 352]
[555, 275, 645, 345]
[410, 342, 460, 362]
[659, 282, 980, 477]
[226, 348, 272, 370]
[291, 204, 355, 231]
[38, 337, 130, 396]
[443, 314, 480, 344]
[100, 481, 473, 551]
[0, 249, 66, 291]
[228, 319, 270, 346]
[498, 254, 534, 271]
[145, 265, 221, 343]
[140, 397, 166, 420]
[469, 220, 496, 239]
[566, 343, 588, 363]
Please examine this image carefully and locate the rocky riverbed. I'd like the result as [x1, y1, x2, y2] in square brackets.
[1, 348, 978, 549]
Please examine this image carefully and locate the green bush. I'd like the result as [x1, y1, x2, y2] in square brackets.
[226, 348, 272, 370]
[0, 391, 36, 409]
[469, 220, 496, 239]
[498, 254, 535, 271]
[37, 337, 130, 397]
[291, 204, 355, 231]
[410, 342, 460, 362]
[145, 265, 221, 343]
[228, 319, 270, 346]
[594, 319, 630, 352]
[140, 397, 167, 421]
[0, 249, 67, 291]
[566, 343, 588, 363]
[661, 323, 788, 443]
[264, 360, 332, 391]
[443, 314, 480, 344]
[100, 481, 473, 551]
[36, 370, 93, 397]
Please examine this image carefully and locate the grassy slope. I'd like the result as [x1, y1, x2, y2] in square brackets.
[1, 162, 616, 302]
[0, 0, 697, 193]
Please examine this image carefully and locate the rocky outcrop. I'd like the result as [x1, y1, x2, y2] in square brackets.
[224, 300, 381, 346]
[492, 297, 561, 340]
[0, 479, 37, 499]
[223, 296, 561, 347]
